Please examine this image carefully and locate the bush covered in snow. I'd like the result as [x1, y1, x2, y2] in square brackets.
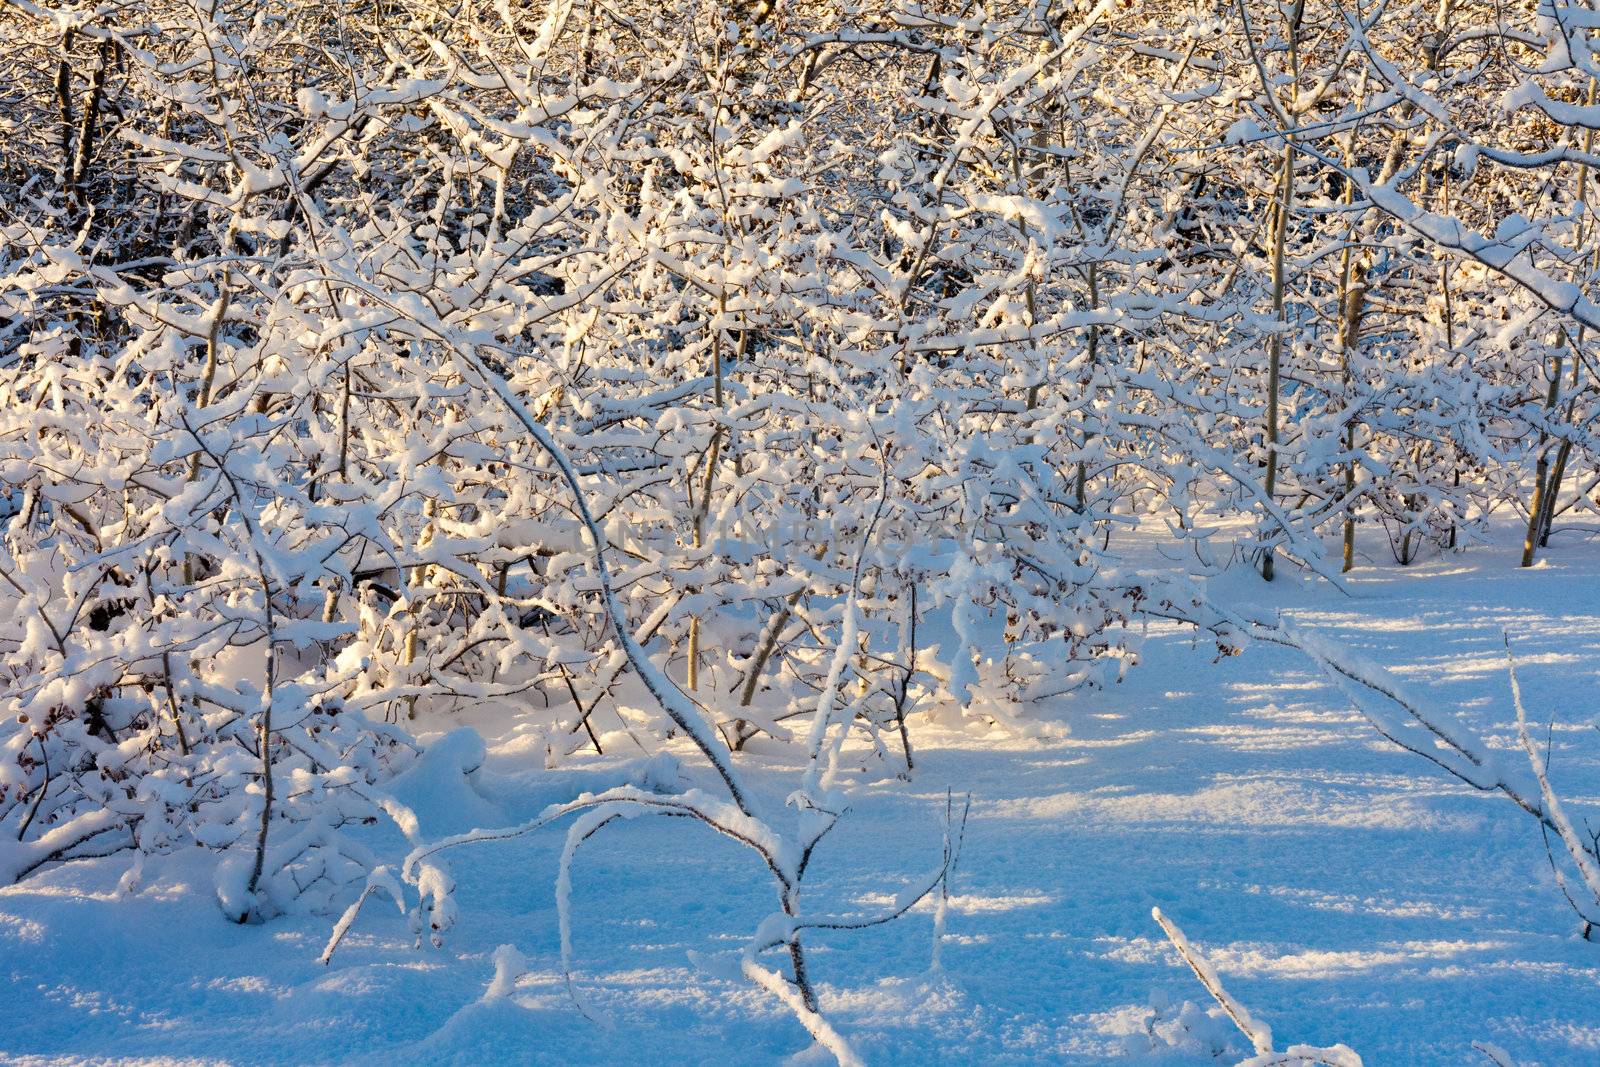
[3, 0, 1600, 1060]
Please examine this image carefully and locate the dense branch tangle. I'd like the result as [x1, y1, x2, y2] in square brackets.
[2, 0, 1598, 1057]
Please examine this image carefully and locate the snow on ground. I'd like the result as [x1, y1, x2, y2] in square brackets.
[4, 528, 1600, 1065]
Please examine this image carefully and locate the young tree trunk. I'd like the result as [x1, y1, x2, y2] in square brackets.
[1534, 340, 1580, 550]
[1534, 89, 1598, 552]
[687, 292, 729, 693]
[1521, 352, 1562, 567]
[66, 40, 111, 218]
[53, 29, 75, 198]
[1337, 254, 1368, 574]
[1076, 263, 1099, 511]
[1261, 143, 1292, 581]
[1259, 2, 1303, 581]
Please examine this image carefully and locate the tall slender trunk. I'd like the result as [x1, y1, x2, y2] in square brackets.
[54, 30, 76, 198]
[1075, 264, 1099, 511]
[1535, 344, 1581, 550]
[1262, 8, 1302, 581]
[1440, 170, 1460, 549]
[1521, 351, 1563, 567]
[687, 291, 730, 693]
[66, 40, 111, 217]
[242, 559, 280, 920]
[1335, 197, 1368, 574]
[1262, 142, 1292, 581]
[1533, 80, 1599, 552]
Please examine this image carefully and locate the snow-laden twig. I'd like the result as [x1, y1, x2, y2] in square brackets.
[319, 865, 406, 966]
[740, 953, 865, 1067]
[1153, 907, 1273, 1056]
[1221, 610, 1600, 931]
[1506, 638, 1600, 908]
[1472, 1041, 1520, 1067]
[1153, 907, 1363, 1067]
[1283, 622, 1515, 797]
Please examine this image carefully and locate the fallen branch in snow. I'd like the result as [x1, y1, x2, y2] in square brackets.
[1153, 907, 1364, 1067]
[1223, 607, 1600, 937]
[1472, 1040, 1521, 1067]
[1507, 641, 1600, 935]
[319, 866, 407, 966]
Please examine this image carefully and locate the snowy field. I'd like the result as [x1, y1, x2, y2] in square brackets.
[4, 528, 1598, 1066]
